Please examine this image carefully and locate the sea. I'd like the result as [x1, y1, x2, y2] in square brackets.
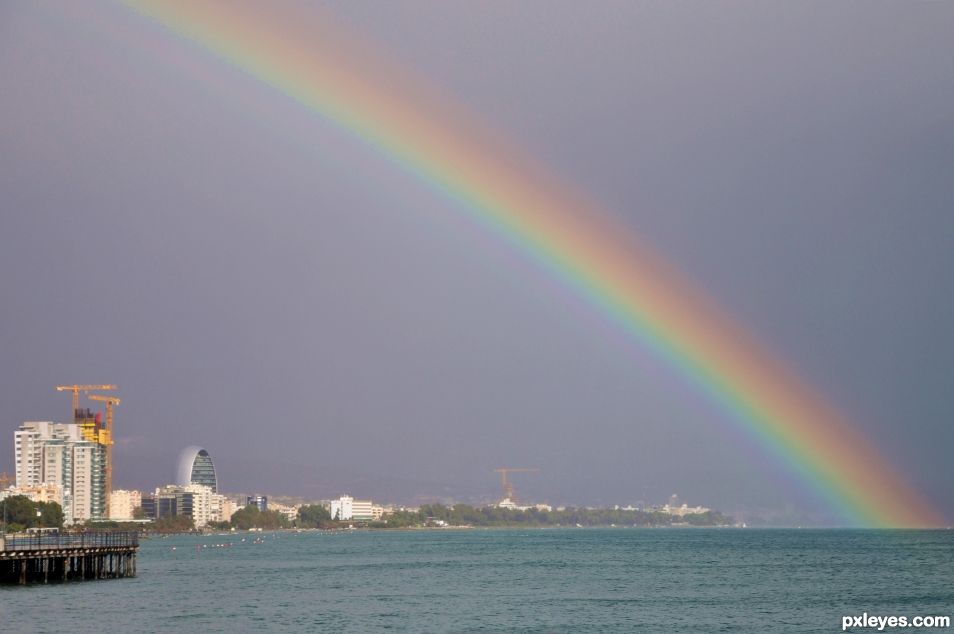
[1, 528, 951, 633]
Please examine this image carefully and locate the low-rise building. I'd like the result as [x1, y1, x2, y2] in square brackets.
[0, 483, 63, 505]
[109, 489, 143, 520]
[184, 484, 216, 528]
[143, 484, 225, 528]
[218, 497, 238, 522]
[497, 497, 518, 510]
[141, 487, 183, 520]
[269, 503, 300, 523]
[496, 499, 551, 512]
[661, 503, 710, 517]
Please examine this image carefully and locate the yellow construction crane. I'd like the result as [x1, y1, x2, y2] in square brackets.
[88, 394, 120, 519]
[55, 384, 117, 419]
[493, 467, 540, 503]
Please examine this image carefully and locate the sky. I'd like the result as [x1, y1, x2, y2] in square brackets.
[1, 1, 952, 523]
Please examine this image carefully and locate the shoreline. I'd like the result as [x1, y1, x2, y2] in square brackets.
[142, 524, 758, 538]
[139, 524, 952, 538]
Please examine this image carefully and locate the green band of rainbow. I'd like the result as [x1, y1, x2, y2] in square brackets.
[119, 0, 944, 527]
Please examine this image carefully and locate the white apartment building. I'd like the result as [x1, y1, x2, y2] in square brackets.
[330, 495, 376, 521]
[13, 421, 106, 524]
[330, 495, 353, 520]
[71, 441, 105, 522]
[183, 484, 217, 528]
[14, 424, 42, 487]
[14, 422, 79, 487]
[41, 440, 73, 523]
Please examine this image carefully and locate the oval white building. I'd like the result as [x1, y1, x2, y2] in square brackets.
[175, 446, 218, 493]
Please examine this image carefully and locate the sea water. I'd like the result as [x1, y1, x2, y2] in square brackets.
[1, 528, 951, 633]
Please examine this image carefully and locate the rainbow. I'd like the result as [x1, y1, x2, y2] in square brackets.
[119, 0, 943, 527]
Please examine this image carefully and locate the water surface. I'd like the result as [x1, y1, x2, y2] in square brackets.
[1, 528, 951, 632]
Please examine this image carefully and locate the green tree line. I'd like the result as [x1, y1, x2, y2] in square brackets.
[201, 502, 733, 532]
[208, 504, 295, 531]
[206, 504, 332, 531]
[1, 495, 65, 532]
[369, 504, 733, 528]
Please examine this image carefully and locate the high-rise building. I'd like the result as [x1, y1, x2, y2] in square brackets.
[175, 446, 218, 493]
[13, 421, 105, 524]
[40, 439, 73, 522]
[14, 422, 79, 487]
[71, 440, 106, 522]
[13, 424, 43, 487]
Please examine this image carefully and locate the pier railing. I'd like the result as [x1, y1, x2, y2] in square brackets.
[1, 531, 139, 552]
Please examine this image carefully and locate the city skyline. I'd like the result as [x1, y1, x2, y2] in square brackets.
[1, 2, 952, 525]
[4, 398, 725, 531]
[0, 387, 747, 515]
[0, 390, 926, 524]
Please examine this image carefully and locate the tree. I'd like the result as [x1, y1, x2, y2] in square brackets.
[37, 501, 64, 528]
[297, 504, 331, 528]
[229, 504, 261, 530]
[229, 504, 289, 530]
[1, 495, 65, 530]
[152, 515, 195, 532]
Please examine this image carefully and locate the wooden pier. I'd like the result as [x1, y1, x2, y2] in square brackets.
[0, 531, 138, 585]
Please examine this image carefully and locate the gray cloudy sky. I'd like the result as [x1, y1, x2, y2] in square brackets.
[1, 1, 952, 522]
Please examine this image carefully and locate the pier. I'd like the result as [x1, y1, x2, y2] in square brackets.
[0, 531, 138, 584]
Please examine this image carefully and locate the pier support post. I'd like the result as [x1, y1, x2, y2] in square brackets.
[2, 534, 138, 585]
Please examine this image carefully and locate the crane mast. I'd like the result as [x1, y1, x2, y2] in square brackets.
[88, 394, 120, 519]
[493, 467, 540, 503]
